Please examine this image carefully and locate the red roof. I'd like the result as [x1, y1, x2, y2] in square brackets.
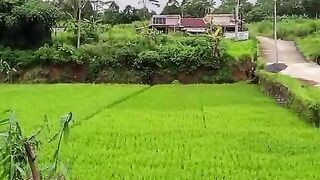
[181, 18, 206, 28]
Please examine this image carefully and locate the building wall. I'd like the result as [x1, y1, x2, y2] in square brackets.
[166, 18, 180, 26]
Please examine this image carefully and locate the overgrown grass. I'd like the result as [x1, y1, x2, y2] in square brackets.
[222, 39, 256, 61]
[258, 70, 320, 100]
[99, 24, 140, 42]
[296, 32, 320, 62]
[52, 31, 73, 45]
[249, 19, 320, 40]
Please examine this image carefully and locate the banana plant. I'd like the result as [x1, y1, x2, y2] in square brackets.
[207, 25, 223, 58]
[0, 111, 73, 180]
[0, 59, 19, 83]
[137, 22, 158, 41]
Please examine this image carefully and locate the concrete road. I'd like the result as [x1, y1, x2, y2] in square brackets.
[257, 36, 320, 85]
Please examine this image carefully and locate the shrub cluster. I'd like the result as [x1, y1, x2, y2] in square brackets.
[0, 21, 258, 83]
[0, 34, 235, 83]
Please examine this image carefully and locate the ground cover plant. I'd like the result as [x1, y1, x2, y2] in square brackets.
[0, 83, 315, 179]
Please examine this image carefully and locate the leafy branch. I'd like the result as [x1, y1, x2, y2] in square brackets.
[0, 111, 73, 180]
[0, 59, 19, 83]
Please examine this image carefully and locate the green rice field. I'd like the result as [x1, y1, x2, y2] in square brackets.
[1, 83, 320, 179]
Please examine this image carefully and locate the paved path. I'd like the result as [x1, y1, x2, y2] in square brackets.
[257, 36, 320, 85]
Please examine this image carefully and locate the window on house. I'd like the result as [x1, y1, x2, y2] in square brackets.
[153, 18, 166, 25]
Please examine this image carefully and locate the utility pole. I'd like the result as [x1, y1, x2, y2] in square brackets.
[143, 0, 147, 20]
[235, 0, 239, 41]
[77, 0, 82, 48]
[274, 0, 279, 64]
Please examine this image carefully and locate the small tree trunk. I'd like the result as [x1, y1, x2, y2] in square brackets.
[77, 2, 82, 48]
[24, 141, 40, 180]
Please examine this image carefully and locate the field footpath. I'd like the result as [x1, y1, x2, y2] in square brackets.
[257, 36, 320, 85]
[72, 86, 152, 128]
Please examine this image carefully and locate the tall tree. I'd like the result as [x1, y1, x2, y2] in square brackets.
[182, 0, 215, 18]
[161, 0, 181, 15]
[55, 0, 94, 20]
[218, 0, 253, 14]
[302, 0, 320, 18]
[139, 0, 160, 19]
[0, 0, 60, 48]
[102, 1, 121, 25]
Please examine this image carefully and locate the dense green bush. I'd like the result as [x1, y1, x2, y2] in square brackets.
[0, 22, 256, 83]
[0, 0, 60, 48]
[34, 43, 84, 64]
[0, 47, 35, 66]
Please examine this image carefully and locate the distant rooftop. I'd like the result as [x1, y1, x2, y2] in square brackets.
[181, 18, 206, 28]
[152, 15, 180, 18]
[206, 14, 234, 17]
[204, 14, 236, 27]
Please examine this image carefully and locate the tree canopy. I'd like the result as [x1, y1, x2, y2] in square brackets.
[0, 0, 60, 48]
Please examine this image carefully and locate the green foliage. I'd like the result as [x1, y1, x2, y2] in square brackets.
[100, 4, 154, 25]
[296, 32, 320, 64]
[0, 59, 19, 83]
[34, 43, 84, 64]
[0, 111, 73, 180]
[0, 112, 27, 180]
[72, 19, 100, 45]
[250, 18, 320, 40]
[258, 71, 320, 101]
[258, 70, 320, 126]
[0, 22, 255, 83]
[0, 0, 60, 48]
[161, 1, 181, 15]
[221, 39, 256, 61]
[250, 18, 319, 64]
[181, 0, 215, 18]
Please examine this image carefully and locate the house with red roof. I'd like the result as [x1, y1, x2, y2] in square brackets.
[181, 18, 207, 33]
[150, 15, 207, 33]
[149, 14, 246, 36]
[150, 15, 182, 33]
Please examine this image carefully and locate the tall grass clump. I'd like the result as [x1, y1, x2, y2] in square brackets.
[296, 32, 320, 63]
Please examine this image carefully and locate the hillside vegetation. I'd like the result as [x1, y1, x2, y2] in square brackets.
[0, 23, 256, 84]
